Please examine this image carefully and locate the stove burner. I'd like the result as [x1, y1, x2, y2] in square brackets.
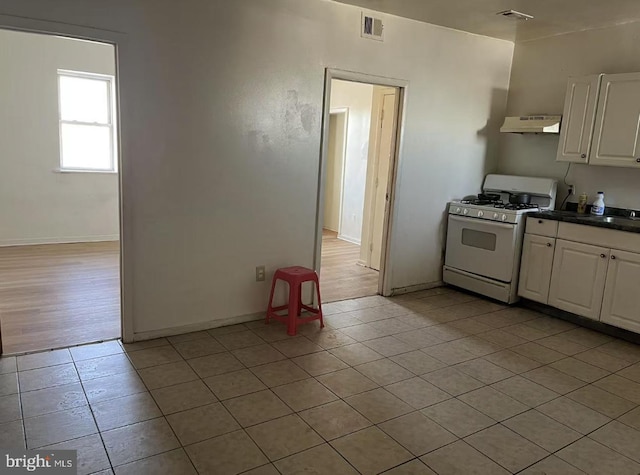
[494, 203, 540, 210]
[461, 199, 504, 206]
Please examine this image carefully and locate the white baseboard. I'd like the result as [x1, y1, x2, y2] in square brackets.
[132, 311, 265, 342]
[390, 281, 444, 296]
[0, 234, 120, 247]
[337, 234, 361, 245]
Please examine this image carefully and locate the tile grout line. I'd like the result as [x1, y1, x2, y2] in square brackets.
[126, 331, 327, 473]
[73, 355, 116, 474]
[16, 364, 28, 451]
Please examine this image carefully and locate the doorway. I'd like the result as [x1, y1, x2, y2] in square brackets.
[0, 28, 122, 354]
[317, 75, 403, 303]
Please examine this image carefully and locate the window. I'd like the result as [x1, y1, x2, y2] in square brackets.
[58, 70, 117, 172]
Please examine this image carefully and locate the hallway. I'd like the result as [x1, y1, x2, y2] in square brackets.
[320, 230, 379, 303]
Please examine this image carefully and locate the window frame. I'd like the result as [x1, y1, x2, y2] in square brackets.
[57, 69, 118, 173]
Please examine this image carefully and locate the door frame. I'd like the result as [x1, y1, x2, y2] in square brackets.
[326, 107, 349, 236]
[0, 15, 132, 346]
[314, 69, 407, 297]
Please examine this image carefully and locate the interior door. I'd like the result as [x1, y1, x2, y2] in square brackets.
[369, 91, 396, 270]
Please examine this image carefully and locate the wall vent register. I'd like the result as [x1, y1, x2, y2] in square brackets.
[361, 12, 384, 41]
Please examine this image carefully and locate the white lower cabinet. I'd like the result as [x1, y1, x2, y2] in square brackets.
[518, 234, 555, 304]
[519, 219, 640, 333]
[601, 250, 640, 333]
[547, 239, 610, 320]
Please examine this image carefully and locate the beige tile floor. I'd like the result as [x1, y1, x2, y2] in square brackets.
[2, 287, 640, 474]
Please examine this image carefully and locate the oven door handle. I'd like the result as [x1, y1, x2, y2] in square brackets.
[449, 215, 515, 230]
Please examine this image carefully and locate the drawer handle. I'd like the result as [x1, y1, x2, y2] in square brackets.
[546, 243, 552, 247]
[581, 154, 587, 159]
[600, 254, 607, 258]
[611, 255, 616, 260]
[637, 158, 640, 163]
[538, 220, 543, 224]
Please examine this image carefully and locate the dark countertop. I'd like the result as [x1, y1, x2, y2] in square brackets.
[529, 210, 640, 234]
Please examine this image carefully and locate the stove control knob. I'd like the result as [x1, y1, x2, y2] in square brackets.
[463, 209, 469, 215]
[501, 214, 508, 222]
[493, 213, 499, 220]
[455, 207, 461, 214]
[477, 211, 484, 217]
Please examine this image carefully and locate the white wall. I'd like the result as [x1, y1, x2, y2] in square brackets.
[498, 22, 640, 209]
[0, 30, 119, 246]
[329, 79, 373, 243]
[0, 0, 513, 338]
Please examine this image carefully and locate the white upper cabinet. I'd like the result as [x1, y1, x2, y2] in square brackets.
[590, 72, 640, 167]
[556, 75, 602, 163]
[601, 249, 640, 333]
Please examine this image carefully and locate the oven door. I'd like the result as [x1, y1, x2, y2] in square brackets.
[445, 215, 518, 282]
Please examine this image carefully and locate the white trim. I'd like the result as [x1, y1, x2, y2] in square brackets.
[389, 281, 444, 296]
[328, 107, 349, 236]
[132, 312, 265, 342]
[58, 70, 118, 173]
[0, 235, 119, 247]
[54, 168, 118, 174]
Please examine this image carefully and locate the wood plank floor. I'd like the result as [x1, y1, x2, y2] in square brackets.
[0, 242, 121, 354]
[320, 229, 379, 303]
[0, 233, 376, 353]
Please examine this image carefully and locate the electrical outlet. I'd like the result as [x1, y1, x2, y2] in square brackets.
[568, 186, 575, 195]
[255, 265, 266, 282]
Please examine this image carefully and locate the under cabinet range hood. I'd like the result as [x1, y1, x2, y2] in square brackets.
[500, 115, 561, 134]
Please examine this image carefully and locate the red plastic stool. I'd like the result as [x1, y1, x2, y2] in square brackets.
[265, 266, 324, 336]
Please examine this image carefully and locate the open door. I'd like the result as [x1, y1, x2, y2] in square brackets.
[361, 87, 399, 271]
[368, 88, 397, 270]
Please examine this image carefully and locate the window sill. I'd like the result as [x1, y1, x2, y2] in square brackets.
[54, 168, 118, 174]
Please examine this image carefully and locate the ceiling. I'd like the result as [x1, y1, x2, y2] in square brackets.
[333, 0, 640, 42]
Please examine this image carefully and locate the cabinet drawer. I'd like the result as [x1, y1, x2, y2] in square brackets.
[526, 218, 558, 237]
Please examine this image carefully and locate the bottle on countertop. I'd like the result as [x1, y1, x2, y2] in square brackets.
[590, 192, 605, 216]
[577, 193, 588, 214]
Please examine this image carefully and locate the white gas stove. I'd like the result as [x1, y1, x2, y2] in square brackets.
[443, 174, 557, 304]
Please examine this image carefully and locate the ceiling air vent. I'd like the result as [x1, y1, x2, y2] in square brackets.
[497, 10, 534, 21]
[361, 12, 384, 41]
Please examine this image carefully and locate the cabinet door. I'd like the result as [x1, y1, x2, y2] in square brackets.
[556, 75, 602, 163]
[548, 239, 609, 320]
[590, 72, 640, 167]
[601, 250, 640, 333]
[518, 234, 555, 304]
